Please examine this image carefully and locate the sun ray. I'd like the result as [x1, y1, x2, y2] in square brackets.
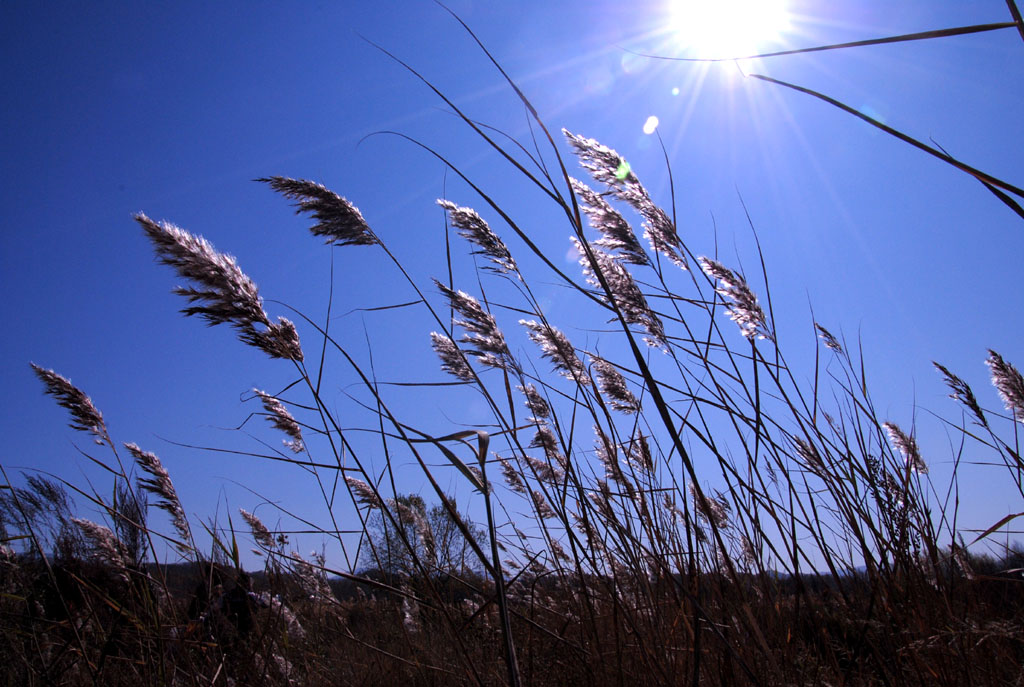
[670, 0, 792, 59]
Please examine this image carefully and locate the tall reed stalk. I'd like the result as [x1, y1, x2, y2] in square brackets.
[6, 6, 1024, 686]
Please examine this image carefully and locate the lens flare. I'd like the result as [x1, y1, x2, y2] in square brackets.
[670, 0, 790, 59]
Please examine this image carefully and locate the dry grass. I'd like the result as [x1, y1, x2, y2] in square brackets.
[4, 8, 1024, 687]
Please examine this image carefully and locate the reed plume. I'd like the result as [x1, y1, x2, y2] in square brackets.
[430, 332, 475, 382]
[639, 203, 687, 270]
[933, 362, 987, 427]
[259, 176, 379, 247]
[520, 319, 590, 384]
[30, 364, 108, 444]
[291, 551, 335, 603]
[438, 199, 517, 274]
[518, 383, 551, 420]
[435, 280, 514, 372]
[243, 318, 303, 362]
[531, 489, 556, 520]
[402, 596, 421, 633]
[254, 390, 305, 453]
[259, 591, 307, 640]
[690, 483, 730, 529]
[135, 214, 304, 361]
[525, 455, 561, 483]
[563, 130, 645, 203]
[346, 477, 382, 509]
[570, 178, 648, 266]
[593, 357, 641, 413]
[572, 238, 666, 346]
[529, 424, 567, 470]
[698, 257, 772, 341]
[125, 442, 192, 549]
[883, 422, 928, 474]
[626, 433, 653, 473]
[564, 130, 686, 268]
[815, 323, 843, 353]
[594, 426, 627, 486]
[986, 349, 1024, 423]
[17, 14, 1024, 687]
[240, 508, 275, 550]
[793, 437, 825, 474]
[71, 518, 130, 581]
[391, 498, 436, 562]
[499, 457, 527, 494]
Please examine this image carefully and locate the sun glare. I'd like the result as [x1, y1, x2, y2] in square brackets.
[670, 0, 791, 59]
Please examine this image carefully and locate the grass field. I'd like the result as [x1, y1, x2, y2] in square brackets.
[3, 6, 1024, 686]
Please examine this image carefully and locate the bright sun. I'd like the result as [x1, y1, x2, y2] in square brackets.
[669, 0, 791, 59]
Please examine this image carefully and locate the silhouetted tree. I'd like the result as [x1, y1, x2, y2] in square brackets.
[358, 494, 484, 581]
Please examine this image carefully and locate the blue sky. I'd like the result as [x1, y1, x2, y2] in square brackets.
[3, 1, 1022, 567]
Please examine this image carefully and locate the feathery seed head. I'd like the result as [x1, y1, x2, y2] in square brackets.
[517, 383, 551, 420]
[468, 465, 487, 493]
[639, 202, 687, 269]
[242, 318, 304, 362]
[437, 199, 517, 274]
[136, 214, 303, 361]
[72, 518, 130, 581]
[933, 362, 987, 427]
[291, 551, 335, 603]
[402, 596, 421, 633]
[430, 332, 474, 382]
[411, 507, 435, 562]
[31, 364, 108, 443]
[435, 281, 514, 372]
[689, 482, 730, 529]
[346, 477, 382, 509]
[520, 319, 591, 384]
[594, 426, 626, 486]
[126, 442, 191, 548]
[952, 544, 976, 581]
[254, 390, 304, 453]
[529, 424, 567, 469]
[593, 357, 641, 413]
[986, 350, 1024, 423]
[589, 479, 616, 522]
[240, 508, 274, 550]
[815, 324, 843, 353]
[260, 176, 378, 247]
[531, 490, 556, 520]
[565, 133, 685, 268]
[627, 433, 654, 472]
[573, 238, 666, 346]
[883, 422, 928, 474]
[137, 214, 268, 327]
[526, 455, 561, 483]
[740, 536, 757, 568]
[707, 494, 730, 529]
[391, 499, 436, 562]
[563, 130, 645, 205]
[793, 437, 824, 474]
[549, 539, 570, 564]
[662, 494, 684, 522]
[271, 654, 296, 680]
[499, 457, 527, 494]
[698, 257, 772, 341]
[259, 592, 306, 639]
[570, 178, 648, 266]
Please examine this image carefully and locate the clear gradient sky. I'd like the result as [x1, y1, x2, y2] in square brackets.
[2, 1, 1022, 567]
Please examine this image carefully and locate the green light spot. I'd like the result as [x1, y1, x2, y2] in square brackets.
[614, 160, 631, 180]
